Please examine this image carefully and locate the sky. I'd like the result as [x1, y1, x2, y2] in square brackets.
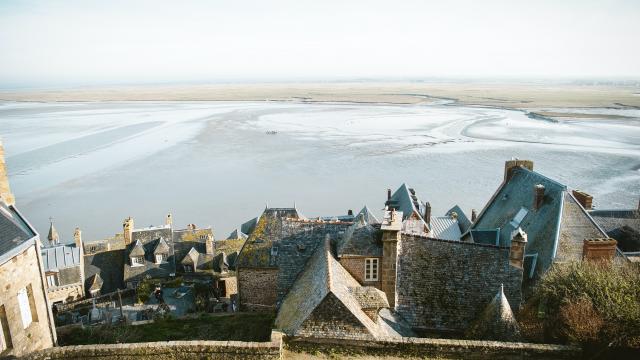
[0, 0, 639, 88]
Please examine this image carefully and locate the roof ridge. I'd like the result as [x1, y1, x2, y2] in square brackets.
[324, 235, 333, 291]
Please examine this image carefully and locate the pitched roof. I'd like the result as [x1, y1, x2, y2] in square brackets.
[589, 208, 640, 234]
[337, 218, 381, 257]
[357, 206, 380, 225]
[129, 240, 146, 257]
[469, 166, 567, 275]
[88, 273, 104, 292]
[349, 286, 389, 309]
[153, 238, 170, 254]
[0, 202, 35, 258]
[387, 183, 427, 222]
[429, 216, 462, 241]
[275, 237, 389, 339]
[84, 249, 125, 294]
[227, 228, 248, 240]
[466, 285, 521, 341]
[236, 208, 301, 268]
[182, 247, 199, 265]
[42, 244, 81, 271]
[446, 205, 472, 233]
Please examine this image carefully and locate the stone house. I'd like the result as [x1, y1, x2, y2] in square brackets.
[464, 159, 621, 281]
[0, 141, 57, 357]
[41, 223, 85, 306]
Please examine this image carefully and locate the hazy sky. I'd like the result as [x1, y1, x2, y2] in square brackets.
[0, 0, 639, 87]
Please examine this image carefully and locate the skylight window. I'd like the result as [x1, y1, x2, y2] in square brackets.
[510, 207, 528, 228]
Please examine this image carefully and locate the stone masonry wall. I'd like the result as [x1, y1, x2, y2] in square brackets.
[0, 244, 55, 357]
[288, 336, 580, 360]
[396, 235, 523, 333]
[24, 331, 283, 360]
[338, 257, 382, 289]
[238, 268, 278, 310]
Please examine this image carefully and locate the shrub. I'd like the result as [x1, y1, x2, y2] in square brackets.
[136, 279, 154, 304]
[530, 261, 640, 348]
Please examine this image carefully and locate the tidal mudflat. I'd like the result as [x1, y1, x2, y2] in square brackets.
[1, 101, 638, 241]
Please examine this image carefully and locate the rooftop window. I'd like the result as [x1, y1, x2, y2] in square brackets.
[510, 207, 528, 228]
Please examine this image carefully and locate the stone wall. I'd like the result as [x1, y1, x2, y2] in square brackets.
[288, 336, 580, 360]
[238, 268, 278, 310]
[338, 256, 382, 289]
[396, 235, 523, 333]
[0, 243, 55, 357]
[24, 331, 283, 360]
[47, 283, 84, 304]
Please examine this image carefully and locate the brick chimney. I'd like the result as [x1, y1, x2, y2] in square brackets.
[572, 190, 593, 210]
[509, 228, 527, 269]
[380, 209, 402, 309]
[424, 202, 431, 226]
[123, 217, 134, 245]
[205, 233, 214, 255]
[0, 139, 15, 206]
[534, 184, 545, 210]
[504, 159, 534, 182]
[583, 238, 617, 262]
[471, 209, 478, 222]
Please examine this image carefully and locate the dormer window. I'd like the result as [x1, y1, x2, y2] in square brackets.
[131, 256, 145, 267]
[155, 253, 167, 264]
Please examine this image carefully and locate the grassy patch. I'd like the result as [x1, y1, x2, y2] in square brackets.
[58, 312, 274, 346]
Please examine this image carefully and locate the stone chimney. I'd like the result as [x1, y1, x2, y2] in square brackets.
[166, 213, 173, 227]
[424, 202, 431, 227]
[572, 190, 593, 210]
[534, 184, 545, 210]
[48, 219, 60, 246]
[504, 159, 534, 182]
[583, 238, 617, 262]
[509, 228, 527, 269]
[471, 209, 478, 222]
[380, 208, 402, 309]
[74, 227, 83, 249]
[0, 139, 15, 206]
[387, 188, 392, 201]
[205, 233, 214, 255]
[123, 217, 134, 245]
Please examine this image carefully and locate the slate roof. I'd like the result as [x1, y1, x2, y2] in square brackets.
[236, 208, 301, 268]
[227, 228, 248, 240]
[466, 285, 521, 341]
[153, 238, 170, 254]
[123, 227, 176, 283]
[357, 206, 380, 225]
[387, 183, 427, 222]
[84, 249, 125, 294]
[589, 208, 639, 236]
[129, 240, 146, 257]
[88, 273, 104, 293]
[446, 205, 472, 233]
[275, 237, 392, 339]
[0, 202, 35, 258]
[468, 166, 567, 275]
[42, 244, 81, 272]
[182, 247, 199, 265]
[429, 216, 462, 241]
[337, 217, 382, 257]
[349, 286, 389, 309]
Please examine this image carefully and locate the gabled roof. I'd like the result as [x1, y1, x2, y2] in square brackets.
[129, 240, 146, 257]
[429, 216, 462, 241]
[182, 247, 199, 265]
[236, 208, 301, 268]
[466, 285, 521, 341]
[275, 237, 389, 339]
[446, 205, 472, 233]
[337, 217, 381, 257]
[88, 273, 104, 292]
[153, 238, 170, 254]
[388, 183, 426, 221]
[42, 244, 81, 272]
[468, 166, 567, 274]
[357, 206, 380, 225]
[0, 202, 36, 258]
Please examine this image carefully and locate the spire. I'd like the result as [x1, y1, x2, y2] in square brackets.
[465, 285, 521, 341]
[48, 217, 60, 246]
[0, 139, 16, 206]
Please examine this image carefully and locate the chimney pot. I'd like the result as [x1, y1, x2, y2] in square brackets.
[387, 188, 392, 201]
[534, 184, 545, 210]
[348, 209, 353, 216]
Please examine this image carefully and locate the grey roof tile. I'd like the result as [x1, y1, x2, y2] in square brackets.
[0, 202, 35, 257]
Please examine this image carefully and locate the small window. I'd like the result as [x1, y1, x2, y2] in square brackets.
[0, 305, 12, 352]
[17, 288, 32, 329]
[365, 258, 379, 281]
[46, 273, 58, 287]
[510, 207, 528, 228]
[155, 254, 166, 264]
[131, 256, 145, 267]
